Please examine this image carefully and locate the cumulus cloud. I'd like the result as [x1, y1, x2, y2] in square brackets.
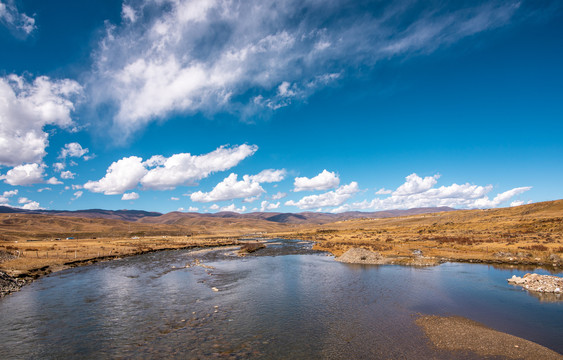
[60, 171, 75, 179]
[0, 163, 45, 185]
[0, 189, 17, 203]
[376, 188, 392, 195]
[0, 75, 82, 166]
[393, 173, 440, 196]
[272, 191, 287, 200]
[294, 169, 339, 192]
[16, 196, 43, 210]
[53, 162, 66, 172]
[0, 0, 36, 37]
[46, 177, 63, 185]
[89, 0, 522, 139]
[286, 182, 359, 210]
[59, 142, 89, 159]
[188, 206, 199, 212]
[209, 204, 220, 210]
[84, 145, 257, 195]
[260, 200, 280, 212]
[121, 192, 139, 200]
[190, 173, 264, 203]
[21, 201, 42, 210]
[170, 197, 179, 201]
[84, 156, 147, 195]
[141, 144, 257, 190]
[219, 204, 247, 213]
[331, 173, 532, 212]
[249, 169, 287, 183]
[37, 187, 51, 192]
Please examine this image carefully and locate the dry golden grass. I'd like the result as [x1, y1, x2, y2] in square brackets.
[269, 200, 563, 267]
[1, 200, 562, 276]
[0, 235, 239, 276]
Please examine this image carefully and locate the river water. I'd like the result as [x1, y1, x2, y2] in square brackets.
[0, 239, 561, 359]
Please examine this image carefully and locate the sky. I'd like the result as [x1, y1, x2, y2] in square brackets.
[0, 0, 562, 214]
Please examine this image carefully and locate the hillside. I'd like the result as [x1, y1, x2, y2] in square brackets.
[0, 205, 455, 225]
[271, 200, 563, 266]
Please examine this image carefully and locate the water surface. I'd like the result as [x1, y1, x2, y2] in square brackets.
[0, 239, 561, 359]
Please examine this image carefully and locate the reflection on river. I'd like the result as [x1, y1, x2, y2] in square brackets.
[0, 239, 561, 359]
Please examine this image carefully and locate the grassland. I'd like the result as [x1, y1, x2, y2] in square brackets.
[1, 200, 562, 284]
[269, 200, 563, 267]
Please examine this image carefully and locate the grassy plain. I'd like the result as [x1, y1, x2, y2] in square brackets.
[1, 200, 562, 279]
[270, 200, 563, 267]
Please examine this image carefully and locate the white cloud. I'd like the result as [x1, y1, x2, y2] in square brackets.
[59, 142, 89, 159]
[72, 191, 83, 200]
[272, 191, 287, 200]
[177, 207, 185, 211]
[60, 171, 75, 179]
[510, 200, 524, 207]
[121, 192, 139, 200]
[170, 197, 179, 201]
[84, 156, 147, 195]
[331, 173, 532, 212]
[393, 173, 440, 196]
[243, 195, 261, 203]
[286, 182, 359, 210]
[0, 189, 18, 203]
[0, 0, 36, 36]
[190, 173, 264, 203]
[260, 200, 280, 211]
[15, 196, 43, 210]
[209, 204, 220, 210]
[71, 184, 82, 190]
[376, 188, 392, 195]
[21, 201, 42, 210]
[188, 206, 199, 212]
[140, 144, 258, 190]
[121, 4, 137, 23]
[294, 169, 339, 192]
[219, 204, 247, 213]
[37, 187, 51, 192]
[53, 162, 66, 172]
[46, 177, 63, 185]
[0, 163, 45, 185]
[0, 75, 82, 166]
[89, 0, 521, 139]
[250, 169, 287, 183]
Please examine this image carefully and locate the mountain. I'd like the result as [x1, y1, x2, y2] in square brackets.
[0, 206, 456, 225]
[0, 207, 162, 222]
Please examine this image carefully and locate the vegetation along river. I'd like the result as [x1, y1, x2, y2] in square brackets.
[0, 239, 561, 359]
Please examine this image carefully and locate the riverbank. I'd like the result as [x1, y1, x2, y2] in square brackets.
[416, 315, 563, 359]
[0, 236, 240, 297]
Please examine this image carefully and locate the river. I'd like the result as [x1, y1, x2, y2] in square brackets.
[0, 239, 561, 359]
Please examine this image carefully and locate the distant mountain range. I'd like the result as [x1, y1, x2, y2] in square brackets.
[0, 206, 455, 225]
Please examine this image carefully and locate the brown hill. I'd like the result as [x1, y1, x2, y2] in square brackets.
[0, 206, 455, 225]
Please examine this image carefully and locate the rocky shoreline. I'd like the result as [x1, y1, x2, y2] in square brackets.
[508, 273, 562, 295]
[0, 271, 29, 297]
[0, 242, 240, 298]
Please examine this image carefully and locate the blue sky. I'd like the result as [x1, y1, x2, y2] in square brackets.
[0, 0, 562, 213]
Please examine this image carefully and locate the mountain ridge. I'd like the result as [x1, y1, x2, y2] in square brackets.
[0, 206, 456, 224]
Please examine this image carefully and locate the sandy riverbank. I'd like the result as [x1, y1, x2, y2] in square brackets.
[416, 315, 563, 359]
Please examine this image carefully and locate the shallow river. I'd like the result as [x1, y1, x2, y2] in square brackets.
[0, 239, 561, 359]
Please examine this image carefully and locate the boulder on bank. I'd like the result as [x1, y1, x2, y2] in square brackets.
[508, 273, 562, 294]
[336, 247, 388, 265]
[0, 271, 26, 297]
